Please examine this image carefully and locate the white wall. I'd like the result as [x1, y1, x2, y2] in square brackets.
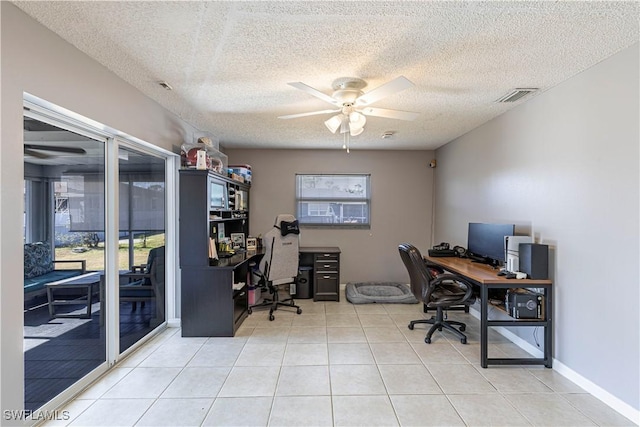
[225, 149, 435, 284]
[0, 3, 193, 418]
[434, 44, 639, 413]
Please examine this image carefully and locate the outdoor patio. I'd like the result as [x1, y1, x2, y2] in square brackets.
[24, 294, 158, 411]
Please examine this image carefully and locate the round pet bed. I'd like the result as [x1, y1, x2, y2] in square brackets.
[346, 282, 418, 304]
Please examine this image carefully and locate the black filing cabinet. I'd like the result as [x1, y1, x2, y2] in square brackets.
[299, 247, 341, 302]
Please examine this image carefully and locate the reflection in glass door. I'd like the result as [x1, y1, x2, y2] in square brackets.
[22, 107, 173, 415]
[23, 117, 107, 411]
[117, 145, 166, 353]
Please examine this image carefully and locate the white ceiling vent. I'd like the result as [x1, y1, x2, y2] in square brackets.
[496, 88, 538, 103]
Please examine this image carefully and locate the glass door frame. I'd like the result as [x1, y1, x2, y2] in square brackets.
[23, 94, 178, 416]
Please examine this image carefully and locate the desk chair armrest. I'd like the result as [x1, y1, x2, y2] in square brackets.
[432, 273, 475, 303]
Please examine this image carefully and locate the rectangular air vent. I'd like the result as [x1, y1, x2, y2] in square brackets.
[496, 88, 538, 103]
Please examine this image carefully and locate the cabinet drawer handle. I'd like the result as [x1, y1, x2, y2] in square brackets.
[238, 292, 245, 297]
[323, 275, 331, 279]
[323, 264, 331, 268]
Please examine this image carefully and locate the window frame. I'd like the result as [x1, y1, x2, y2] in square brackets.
[295, 173, 371, 228]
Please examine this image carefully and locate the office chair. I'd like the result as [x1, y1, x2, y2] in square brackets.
[248, 214, 302, 321]
[398, 243, 475, 344]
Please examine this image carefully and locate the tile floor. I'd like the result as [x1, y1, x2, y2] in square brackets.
[44, 294, 635, 426]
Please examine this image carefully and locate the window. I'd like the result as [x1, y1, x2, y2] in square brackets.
[296, 174, 370, 227]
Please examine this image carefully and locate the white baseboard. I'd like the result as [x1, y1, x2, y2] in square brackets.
[469, 307, 639, 424]
[551, 359, 639, 425]
[167, 318, 181, 328]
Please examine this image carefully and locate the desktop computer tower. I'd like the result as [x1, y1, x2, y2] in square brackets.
[506, 289, 542, 319]
[518, 243, 549, 279]
[295, 266, 313, 299]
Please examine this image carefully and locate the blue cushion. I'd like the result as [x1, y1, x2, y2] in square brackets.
[24, 270, 83, 294]
[24, 242, 54, 279]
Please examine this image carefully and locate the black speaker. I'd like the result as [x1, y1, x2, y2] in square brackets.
[518, 243, 549, 279]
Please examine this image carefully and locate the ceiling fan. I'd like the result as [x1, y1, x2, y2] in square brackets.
[24, 144, 87, 159]
[278, 76, 419, 137]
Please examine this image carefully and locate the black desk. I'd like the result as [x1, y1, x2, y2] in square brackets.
[181, 247, 341, 337]
[425, 256, 553, 368]
[182, 250, 264, 337]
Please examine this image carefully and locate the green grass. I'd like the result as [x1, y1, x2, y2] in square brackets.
[55, 234, 165, 271]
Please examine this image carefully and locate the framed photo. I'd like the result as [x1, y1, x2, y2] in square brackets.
[230, 233, 245, 249]
[246, 237, 257, 250]
[217, 223, 225, 241]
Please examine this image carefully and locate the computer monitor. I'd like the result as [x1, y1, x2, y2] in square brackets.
[467, 222, 515, 267]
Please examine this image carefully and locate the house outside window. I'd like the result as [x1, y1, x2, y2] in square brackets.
[296, 174, 370, 227]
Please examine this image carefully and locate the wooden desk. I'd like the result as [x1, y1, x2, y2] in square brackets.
[425, 256, 553, 368]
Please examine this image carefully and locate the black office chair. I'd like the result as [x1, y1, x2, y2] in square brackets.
[398, 243, 475, 344]
[248, 214, 302, 321]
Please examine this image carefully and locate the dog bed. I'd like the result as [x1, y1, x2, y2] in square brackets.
[346, 282, 418, 304]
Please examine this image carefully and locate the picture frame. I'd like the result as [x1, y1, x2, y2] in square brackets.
[230, 232, 245, 249]
[246, 237, 257, 250]
[217, 223, 225, 241]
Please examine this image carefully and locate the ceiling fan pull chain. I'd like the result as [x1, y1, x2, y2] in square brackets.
[343, 132, 350, 154]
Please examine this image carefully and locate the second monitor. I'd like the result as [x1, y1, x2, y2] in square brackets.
[467, 222, 515, 267]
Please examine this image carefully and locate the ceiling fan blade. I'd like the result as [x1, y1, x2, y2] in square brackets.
[278, 109, 340, 120]
[359, 107, 419, 121]
[287, 82, 338, 105]
[24, 144, 86, 154]
[355, 76, 415, 106]
[24, 148, 51, 159]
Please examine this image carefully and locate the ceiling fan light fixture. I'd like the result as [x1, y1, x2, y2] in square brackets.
[349, 112, 366, 132]
[324, 115, 342, 133]
[282, 76, 417, 146]
[350, 126, 364, 137]
[339, 116, 350, 134]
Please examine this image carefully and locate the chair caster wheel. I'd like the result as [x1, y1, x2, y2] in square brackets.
[269, 314, 275, 321]
[408, 323, 414, 330]
[425, 337, 431, 344]
[248, 308, 252, 315]
[296, 308, 302, 314]
[459, 325, 466, 332]
[460, 337, 467, 344]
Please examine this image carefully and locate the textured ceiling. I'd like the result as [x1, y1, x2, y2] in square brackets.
[13, 1, 639, 151]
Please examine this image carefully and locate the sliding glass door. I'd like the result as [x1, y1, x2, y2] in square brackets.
[22, 104, 173, 414]
[23, 117, 107, 411]
[117, 144, 166, 353]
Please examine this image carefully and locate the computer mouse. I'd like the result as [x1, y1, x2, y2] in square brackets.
[505, 273, 517, 279]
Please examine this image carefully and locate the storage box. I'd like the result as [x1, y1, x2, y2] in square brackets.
[229, 164, 252, 183]
[181, 141, 228, 175]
